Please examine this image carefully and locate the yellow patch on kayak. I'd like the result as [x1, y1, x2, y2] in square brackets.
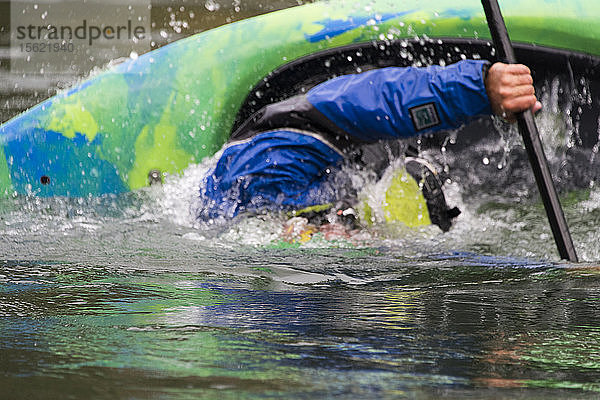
[299, 227, 317, 243]
[383, 169, 431, 227]
[47, 100, 99, 142]
[127, 94, 193, 189]
[362, 201, 374, 225]
[291, 203, 334, 217]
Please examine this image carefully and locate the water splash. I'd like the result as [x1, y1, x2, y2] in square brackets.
[2, 74, 600, 262]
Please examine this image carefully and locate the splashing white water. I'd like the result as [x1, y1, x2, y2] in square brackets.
[2, 76, 600, 262]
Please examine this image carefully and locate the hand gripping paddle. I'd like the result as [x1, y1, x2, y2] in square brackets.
[481, 0, 578, 262]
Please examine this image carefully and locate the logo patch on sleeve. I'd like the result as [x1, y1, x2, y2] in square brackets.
[409, 103, 441, 131]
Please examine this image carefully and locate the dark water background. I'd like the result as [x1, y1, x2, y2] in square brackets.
[3, 0, 600, 398]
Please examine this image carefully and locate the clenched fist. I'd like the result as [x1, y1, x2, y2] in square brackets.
[485, 62, 542, 122]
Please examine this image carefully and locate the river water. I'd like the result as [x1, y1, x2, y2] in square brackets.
[4, 2, 600, 399]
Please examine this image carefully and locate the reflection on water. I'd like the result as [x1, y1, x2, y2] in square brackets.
[3, 255, 600, 398]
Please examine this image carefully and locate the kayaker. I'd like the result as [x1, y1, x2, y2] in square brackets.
[197, 60, 541, 231]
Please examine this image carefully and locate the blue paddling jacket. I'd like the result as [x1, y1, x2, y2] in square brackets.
[199, 60, 492, 220]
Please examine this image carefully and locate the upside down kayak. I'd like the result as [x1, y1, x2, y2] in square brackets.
[1, 0, 599, 199]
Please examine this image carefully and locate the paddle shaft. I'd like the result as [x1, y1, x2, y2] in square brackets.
[481, 0, 578, 262]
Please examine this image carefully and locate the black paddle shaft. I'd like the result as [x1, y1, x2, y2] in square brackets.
[481, 0, 578, 262]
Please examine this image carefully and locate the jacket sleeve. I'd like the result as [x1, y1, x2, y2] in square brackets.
[306, 60, 492, 142]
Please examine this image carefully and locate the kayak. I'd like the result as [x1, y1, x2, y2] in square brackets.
[1, 0, 600, 197]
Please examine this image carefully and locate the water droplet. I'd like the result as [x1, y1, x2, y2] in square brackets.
[205, 0, 220, 12]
